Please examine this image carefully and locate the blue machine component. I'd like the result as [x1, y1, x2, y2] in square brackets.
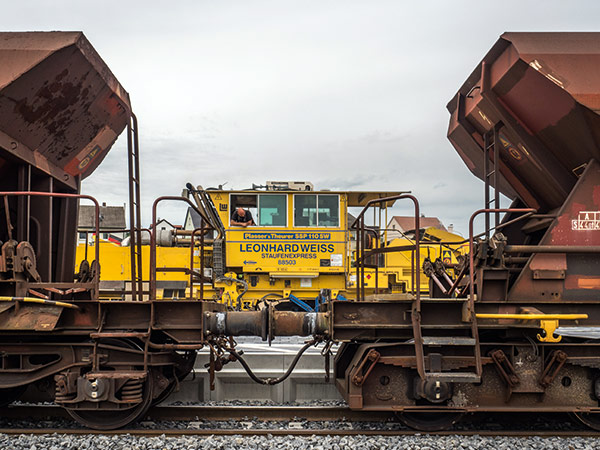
[288, 292, 349, 313]
[288, 294, 314, 312]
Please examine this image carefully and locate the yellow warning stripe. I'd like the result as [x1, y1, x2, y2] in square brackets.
[476, 313, 587, 320]
[0, 296, 80, 310]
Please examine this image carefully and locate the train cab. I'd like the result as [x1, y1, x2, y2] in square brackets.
[205, 185, 404, 308]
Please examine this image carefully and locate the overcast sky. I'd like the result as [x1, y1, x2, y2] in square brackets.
[4, 1, 600, 235]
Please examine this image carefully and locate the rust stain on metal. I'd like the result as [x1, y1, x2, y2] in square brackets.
[447, 32, 600, 213]
[0, 32, 131, 183]
[565, 275, 600, 290]
[0, 304, 62, 330]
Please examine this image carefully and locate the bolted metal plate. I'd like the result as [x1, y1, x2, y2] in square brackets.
[0, 304, 62, 331]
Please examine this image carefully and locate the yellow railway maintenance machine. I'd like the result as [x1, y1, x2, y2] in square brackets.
[75, 183, 467, 308]
[187, 183, 406, 310]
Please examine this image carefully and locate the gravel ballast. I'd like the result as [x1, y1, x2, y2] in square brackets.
[0, 405, 589, 433]
[1, 433, 599, 450]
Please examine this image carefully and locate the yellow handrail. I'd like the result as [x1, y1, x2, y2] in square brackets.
[476, 313, 587, 320]
[0, 296, 79, 310]
[476, 313, 587, 343]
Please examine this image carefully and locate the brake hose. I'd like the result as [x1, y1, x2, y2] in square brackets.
[226, 338, 319, 385]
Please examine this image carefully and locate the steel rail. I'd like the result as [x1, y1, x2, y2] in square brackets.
[0, 428, 598, 437]
[4, 404, 597, 421]
[0, 405, 392, 422]
[0, 405, 597, 436]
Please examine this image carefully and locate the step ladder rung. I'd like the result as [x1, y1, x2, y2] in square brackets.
[422, 337, 476, 346]
[426, 372, 480, 383]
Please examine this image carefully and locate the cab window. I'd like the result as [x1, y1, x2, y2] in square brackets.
[294, 194, 339, 227]
[294, 195, 317, 226]
[258, 194, 286, 226]
[230, 194, 257, 225]
[317, 194, 339, 227]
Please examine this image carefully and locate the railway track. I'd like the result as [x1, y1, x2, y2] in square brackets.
[0, 428, 598, 437]
[0, 404, 597, 437]
[0, 404, 392, 422]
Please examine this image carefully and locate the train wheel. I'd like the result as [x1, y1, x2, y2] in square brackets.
[66, 338, 154, 430]
[151, 351, 197, 406]
[0, 385, 27, 407]
[570, 412, 600, 431]
[397, 411, 463, 431]
[66, 372, 154, 430]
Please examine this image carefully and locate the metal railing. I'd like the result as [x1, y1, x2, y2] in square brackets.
[0, 191, 101, 295]
[351, 194, 421, 302]
[127, 113, 143, 301]
[467, 208, 537, 303]
[189, 225, 213, 301]
[150, 196, 213, 300]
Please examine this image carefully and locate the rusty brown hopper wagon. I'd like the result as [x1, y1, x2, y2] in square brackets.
[447, 32, 600, 301]
[0, 32, 130, 283]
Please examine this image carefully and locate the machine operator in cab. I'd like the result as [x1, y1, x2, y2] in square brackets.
[230, 207, 255, 227]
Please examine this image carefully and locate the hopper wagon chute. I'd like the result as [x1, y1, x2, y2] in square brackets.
[0, 32, 131, 286]
[447, 32, 600, 302]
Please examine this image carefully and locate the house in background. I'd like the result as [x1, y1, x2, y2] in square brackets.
[183, 207, 217, 240]
[78, 203, 126, 244]
[183, 207, 202, 231]
[155, 218, 178, 231]
[386, 215, 447, 240]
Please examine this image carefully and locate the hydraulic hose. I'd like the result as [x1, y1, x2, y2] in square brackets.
[217, 276, 249, 311]
[254, 292, 284, 310]
[226, 338, 319, 385]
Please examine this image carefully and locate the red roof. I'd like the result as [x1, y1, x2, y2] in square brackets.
[389, 216, 446, 232]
